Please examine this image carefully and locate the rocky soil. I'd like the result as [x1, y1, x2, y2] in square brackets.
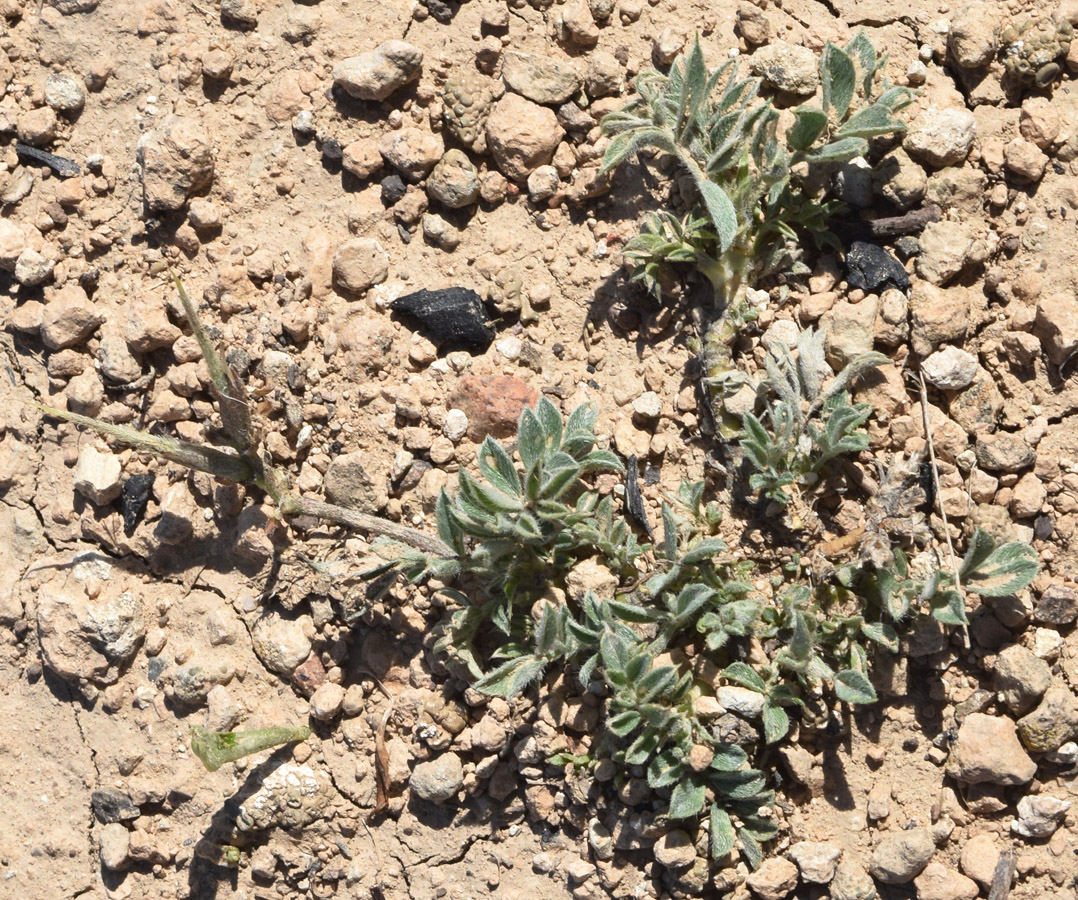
[2, 0, 1078, 899]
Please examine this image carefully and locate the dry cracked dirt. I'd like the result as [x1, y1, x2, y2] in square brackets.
[2, 0, 1078, 899]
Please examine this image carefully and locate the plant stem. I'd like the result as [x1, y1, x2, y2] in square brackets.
[36, 405, 256, 483]
[278, 495, 455, 558]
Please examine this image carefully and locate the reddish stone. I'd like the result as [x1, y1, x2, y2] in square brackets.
[448, 374, 539, 441]
[292, 653, 326, 698]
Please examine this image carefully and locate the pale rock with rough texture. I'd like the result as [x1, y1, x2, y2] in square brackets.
[904, 107, 976, 167]
[749, 41, 819, 94]
[73, 446, 122, 505]
[561, 0, 599, 46]
[44, 72, 87, 113]
[341, 139, 383, 180]
[822, 295, 879, 367]
[566, 558, 618, 602]
[98, 823, 131, 871]
[585, 50, 624, 97]
[653, 829, 695, 869]
[993, 644, 1051, 714]
[1019, 96, 1061, 149]
[736, 1, 771, 46]
[716, 685, 765, 718]
[41, 284, 102, 349]
[913, 862, 979, 900]
[379, 128, 443, 182]
[15, 249, 54, 287]
[632, 390, 662, 420]
[916, 221, 976, 286]
[652, 28, 686, 65]
[136, 115, 214, 212]
[250, 613, 312, 676]
[1012, 795, 1070, 838]
[422, 213, 463, 250]
[974, 432, 1034, 473]
[37, 585, 146, 684]
[959, 834, 1000, 888]
[410, 752, 464, 803]
[945, 712, 1037, 784]
[921, 345, 978, 390]
[332, 238, 388, 295]
[426, 149, 479, 208]
[17, 107, 58, 146]
[746, 857, 800, 900]
[486, 93, 565, 181]
[1016, 684, 1078, 752]
[788, 841, 842, 883]
[1010, 472, 1046, 518]
[502, 51, 581, 105]
[309, 682, 345, 721]
[333, 41, 423, 101]
[0, 219, 28, 271]
[948, 3, 999, 68]
[1004, 137, 1048, 183]
[526, 164, 560, 203]
[910, 281, 968, 356]
[873, 148, 927, 211]
[831, 857, 877, 900]
[835, 157, 874, 208]
[1034, 293, 1078, 365]
[443, 409, 469, 442]
[869, 827, 936, 884]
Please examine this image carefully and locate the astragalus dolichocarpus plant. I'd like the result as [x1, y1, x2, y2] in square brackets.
[600, 32, 911, 416]
[37, 274, 452, 559]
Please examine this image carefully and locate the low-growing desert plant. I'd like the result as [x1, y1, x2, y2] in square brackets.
[738, 327, 887, 506]
[600, 32, 911, 413]
[37, 279, 1040, 875]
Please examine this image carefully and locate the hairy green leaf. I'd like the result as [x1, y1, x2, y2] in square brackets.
[834, 668, 877, 705]
[668, 777, 707, 819]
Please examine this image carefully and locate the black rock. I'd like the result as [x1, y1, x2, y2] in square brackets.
[321, 137, 343, 161]
[91, 788, 140, 824]
[424, 0, 456, 22]
[390, 287, 494, 352]
[381, 174, 406, 207]
[892, 235, 920, 261]
[845, 241, 910, 293]
[121, 473, 155, 537]
[1034, 585, 1078, 626]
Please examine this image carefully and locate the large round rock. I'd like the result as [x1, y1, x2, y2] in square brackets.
[485, 93, 564, 181]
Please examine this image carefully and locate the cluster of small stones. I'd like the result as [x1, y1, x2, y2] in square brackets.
[1000, 16, 1074, 87]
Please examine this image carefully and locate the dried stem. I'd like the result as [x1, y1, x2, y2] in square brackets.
[917, 371, 969, 649]
[278, 495, 453, 558]
[36, 404, 255, 483]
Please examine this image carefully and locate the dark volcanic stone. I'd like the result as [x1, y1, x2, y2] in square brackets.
[391, 287, 494, 352]
[121, 473, 155, 536]
[845, 241, 911, 293]
[892, 235, 920, 261]
[1034, 585, 1078, 626]
[92, 788, 140, 824]
[425, 0, 456, 22]
[381, 174, 406, 207]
